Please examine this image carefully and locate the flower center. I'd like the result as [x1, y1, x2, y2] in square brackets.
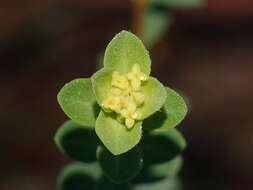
[102, 64, 148, 129]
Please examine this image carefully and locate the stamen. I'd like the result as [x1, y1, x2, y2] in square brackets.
[102, 64, 149, 128]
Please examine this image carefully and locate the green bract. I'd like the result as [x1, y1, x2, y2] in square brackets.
[104, 31, 151, 75]
[143, 87, 187, 131]
[57, 30, 187, 156]
[95, 111, 142, 155]
[57, 79, 99, 127]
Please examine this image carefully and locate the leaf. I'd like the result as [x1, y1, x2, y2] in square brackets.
[137, 77, 167, 120]
[54, 120, 99, 162]
[97, 146, 143, 183]
[95, 111, 142, 155]
[150, 0, 205, 9]
[143, 87, 187, 131]
[143, 9, 173, 47]
[141, 129, 186, 165]
[104, 30, 151, 75]
[91, 68, 114, 107]
[148, 156, 183, 178]
[57, 162, 102, 190]
[57, 78, 100, 127]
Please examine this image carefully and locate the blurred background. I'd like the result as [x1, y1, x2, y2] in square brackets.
[1, 0, 253, 189]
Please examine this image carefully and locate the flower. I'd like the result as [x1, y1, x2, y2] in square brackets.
[57, 30, 187, 155]
[102, 64, 148, 128]
[91, 31, 167, 132]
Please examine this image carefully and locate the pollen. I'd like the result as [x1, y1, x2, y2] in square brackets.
[102, 64, 148, 129]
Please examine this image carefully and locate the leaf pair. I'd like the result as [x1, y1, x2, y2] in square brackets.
[57, 30, 187, 156]
[55, 121, 186, 184]
[58, 161, 182, 190]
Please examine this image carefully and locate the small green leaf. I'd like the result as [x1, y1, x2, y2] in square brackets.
[137, 77, 167, 120]
[97, 146, 143, 183]
[104, 30, 151, 75]
[149, 156, 183, 178]
[57, 78, 100, 127]
[95, 111, 142, 155]
[143, 87, 187, 131]
[91, 68, 114, 107]
[143, 9, 173, 47]
[141, 129, 186, 165]
[54, 120, 99, 162]
[57, 162, 102, 190]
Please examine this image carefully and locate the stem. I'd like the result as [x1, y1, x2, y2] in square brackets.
[131, 0, 148, 38]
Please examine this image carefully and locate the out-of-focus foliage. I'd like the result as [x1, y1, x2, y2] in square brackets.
[150, 0, 204, 9]
[143, 8, 173, 47]
[142, 0, 204, 47]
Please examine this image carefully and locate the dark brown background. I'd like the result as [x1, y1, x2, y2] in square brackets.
[1, 0, 253, 189]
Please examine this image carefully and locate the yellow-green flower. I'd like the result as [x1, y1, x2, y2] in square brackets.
[57, 30, 187, 155]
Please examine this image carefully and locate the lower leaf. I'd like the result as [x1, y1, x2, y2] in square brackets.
[97, 146, 143, 183]
[57, 162, 101, 190]
[95, 111, 142, 155]
[54, 120, 99, 162]
[141, 128, 186, 165]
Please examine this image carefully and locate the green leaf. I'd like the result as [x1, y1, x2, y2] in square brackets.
[57, 162, 102, 190]
[91, 68, 114, 107]
[104, 30, 151, 75]
[150, 0, 205, 9]
[95, 111, 142, 155]
[57, 78, 100, 127]
[54, 120, 99, 162]
[143, 9, 173, 47]
[148, 156, 183, 178]
[141, 129, 186, 165]
[97, 146, 143, 183]
[143, 87, 187, 131]
[137, 77, 167, 120]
